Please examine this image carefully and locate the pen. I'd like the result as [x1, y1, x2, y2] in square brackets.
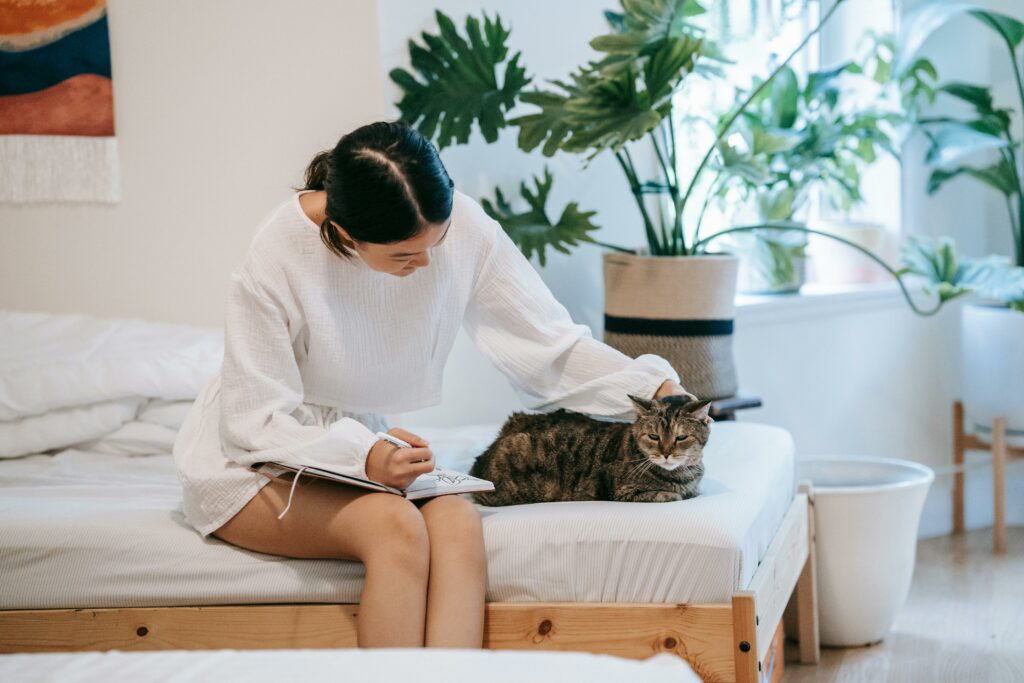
[375, 431, 413, 449]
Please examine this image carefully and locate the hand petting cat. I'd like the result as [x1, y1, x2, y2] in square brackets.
[653, 379, 698, 401]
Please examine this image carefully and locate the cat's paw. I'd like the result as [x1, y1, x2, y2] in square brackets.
[651, 491, 684, 503]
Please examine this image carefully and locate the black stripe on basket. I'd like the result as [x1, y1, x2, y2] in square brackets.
[604, 315, 734, 337]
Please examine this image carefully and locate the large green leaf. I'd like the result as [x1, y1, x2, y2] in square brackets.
[756, 186, 799, 222]
[923, 120, 1009, 166]
[512, 31, 701, 159]
[899, 235, 1024, 306]
[898, 235, 973, 303]
[805, 61, 854, 102]
[712, 138, 773, 186]
[592, 0, 707, 57]
[969, 9, 1024, 50]
[927, 158, 1019, 196]
[896, 3, 1024, 75]
[389, 11, 530, 149]
[938, 82, 995, 111]
[768, 66, 800, 129]
[511, 0, 708, 159]
[480, 168, 601, 267]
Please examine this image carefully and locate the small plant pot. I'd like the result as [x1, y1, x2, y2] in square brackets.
[797, 456, 934, 647]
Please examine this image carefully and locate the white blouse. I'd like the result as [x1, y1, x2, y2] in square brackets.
[172, 189, 681, 536]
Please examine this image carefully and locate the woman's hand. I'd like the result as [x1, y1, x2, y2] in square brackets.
[653, 379, 698, 401]
[365, 427, 434, 490]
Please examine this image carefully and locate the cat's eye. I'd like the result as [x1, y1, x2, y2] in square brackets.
[675, 435, 689, 442]
[648, 434, 660, 441]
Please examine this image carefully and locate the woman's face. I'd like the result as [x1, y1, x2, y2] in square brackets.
[334, 217, 452, 277]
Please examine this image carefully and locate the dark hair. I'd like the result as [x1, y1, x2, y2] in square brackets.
[302, 120, 454, 260]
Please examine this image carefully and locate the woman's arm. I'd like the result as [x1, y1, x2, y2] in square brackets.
[218, 268, 379, 476]
[462, 218, 691, 421]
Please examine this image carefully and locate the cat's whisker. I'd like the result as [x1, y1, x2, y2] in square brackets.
[629, 460, 655, 480]
[627, 458, 652, 476]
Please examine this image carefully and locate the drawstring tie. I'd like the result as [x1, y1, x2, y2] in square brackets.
[277, 467, 307, 520]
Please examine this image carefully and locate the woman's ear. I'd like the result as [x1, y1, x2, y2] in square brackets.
[331, 221, 357, 247]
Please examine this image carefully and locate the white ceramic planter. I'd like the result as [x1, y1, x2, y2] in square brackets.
[961, 302, 1024, 447]
[797, 457, 934, 647]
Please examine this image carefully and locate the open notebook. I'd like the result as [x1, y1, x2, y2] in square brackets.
[252, 461, 494, 500]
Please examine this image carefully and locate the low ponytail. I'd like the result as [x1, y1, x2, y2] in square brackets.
[303, 150, 332, 191]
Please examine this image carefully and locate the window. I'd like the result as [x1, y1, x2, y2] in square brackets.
[674, 0, 901, 288]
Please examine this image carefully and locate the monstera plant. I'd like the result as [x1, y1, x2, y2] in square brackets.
[389, 0, 851, 399]
[388, 0, 1022, 398]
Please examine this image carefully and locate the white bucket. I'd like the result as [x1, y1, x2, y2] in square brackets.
[797, 456, 934, 647]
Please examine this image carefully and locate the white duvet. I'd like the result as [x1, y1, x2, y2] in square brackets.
[0, 310, 223, 458]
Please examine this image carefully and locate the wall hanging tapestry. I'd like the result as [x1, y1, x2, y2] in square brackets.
[0, 0, 119, 202]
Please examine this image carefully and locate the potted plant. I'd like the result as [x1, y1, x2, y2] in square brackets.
[388, 0, 1022, 401]
[390, 0, 849, 399]
[896, 1, 1024, 444]
[708, 61, 899, 294]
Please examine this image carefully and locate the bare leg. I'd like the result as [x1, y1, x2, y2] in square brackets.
[213, 476, 430, 647]
[416, 495, 486, 648]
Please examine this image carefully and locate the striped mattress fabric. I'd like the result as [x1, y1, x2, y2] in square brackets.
[0, 421, 794, 609]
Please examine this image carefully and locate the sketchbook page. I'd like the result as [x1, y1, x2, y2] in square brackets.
[403, 467, 495, 500]
[252, 462, 400, 495]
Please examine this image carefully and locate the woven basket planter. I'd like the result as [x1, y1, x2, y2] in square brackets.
[602, 252, 739, 400]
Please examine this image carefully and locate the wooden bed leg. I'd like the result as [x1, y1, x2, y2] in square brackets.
[792, 481, 820, 664]
[993, 415, 1007, 554]
[794, 517, 819, 663]
[953, 400, 965, 534]
[732, 592, 759, 683]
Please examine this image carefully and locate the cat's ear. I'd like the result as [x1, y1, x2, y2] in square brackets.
[688, 399, 714, 425]
[627, 393, 656, 414]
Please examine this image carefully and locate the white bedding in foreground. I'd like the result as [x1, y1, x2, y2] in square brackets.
[0, 648, 700, 683]
[0, 421, 794, 609]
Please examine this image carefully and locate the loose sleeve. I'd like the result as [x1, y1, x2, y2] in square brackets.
[218, 269, 379, 476]
[462, 219, 683, 421]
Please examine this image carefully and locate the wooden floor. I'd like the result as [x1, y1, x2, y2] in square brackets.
[784, 527, 1024, 682]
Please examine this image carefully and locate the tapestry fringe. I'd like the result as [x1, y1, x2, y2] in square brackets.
[0, 135, 120, 203]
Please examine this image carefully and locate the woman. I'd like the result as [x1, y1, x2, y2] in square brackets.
[172, 120, 690, 649]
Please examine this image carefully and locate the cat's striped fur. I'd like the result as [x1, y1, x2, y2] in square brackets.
[469, 394, 712, 506]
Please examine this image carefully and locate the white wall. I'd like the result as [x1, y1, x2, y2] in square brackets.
[0, 0, 386, 327]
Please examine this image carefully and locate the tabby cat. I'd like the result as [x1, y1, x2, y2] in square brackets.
[469, 394, 712, 506]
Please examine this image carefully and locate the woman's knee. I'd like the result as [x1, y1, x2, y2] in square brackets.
[422, 495, 482, 533]
[354, 495, 430, 572]
[421, 496, 485, 562]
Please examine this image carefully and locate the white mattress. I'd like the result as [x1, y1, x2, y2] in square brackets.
[0, 648, 700, 683]
[0, 421, 794, 609]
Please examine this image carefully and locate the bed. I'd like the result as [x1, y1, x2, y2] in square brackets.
[0, 310, 818, 682]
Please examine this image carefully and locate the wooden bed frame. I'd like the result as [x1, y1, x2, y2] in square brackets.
[0, 488, 819, 683]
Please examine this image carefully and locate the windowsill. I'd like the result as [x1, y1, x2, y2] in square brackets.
[735, 281, 904, 324]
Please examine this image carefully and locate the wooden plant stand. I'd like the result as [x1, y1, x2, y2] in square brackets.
[952, 400, 1024, 553]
